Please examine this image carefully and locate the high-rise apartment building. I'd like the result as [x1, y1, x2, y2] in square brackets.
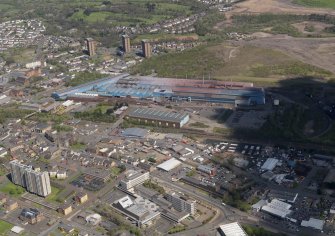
[122, 35, 131, 53]
[86, 38, 96, 56]
[9, 160, 51, 197]
[141, 40, 151, 58]
[166, 192, 196, 215]
[10, 160, 27, 187]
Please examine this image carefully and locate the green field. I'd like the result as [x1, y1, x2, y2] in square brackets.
[133, 33, 198, 44]
[0, 220, 13, 235]
[132, 44, 332, 86]
[0, 182, 25, 197]
[294, 0, 335, 8]
[46, 186, 64, 203]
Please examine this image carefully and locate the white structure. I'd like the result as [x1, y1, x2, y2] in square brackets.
[301, 218, 325, 231]
[25, 61, 46, 69]
[157, 158, 181, 172]
[86, 213, 102, 226]
[10, 160, 51, 197]
[113, 195, 160, 227]
[11, 226, 24, 234]
[0, 147, 8, 157]
[261, 158, 279, 171]
[217, 222, 248, 236]
[261, 199, 292, 218]
[166, 192, 196, 215]
[56, 171, 67, 179]
[251, 199, 268, 212]
[119, 170, 149, 190]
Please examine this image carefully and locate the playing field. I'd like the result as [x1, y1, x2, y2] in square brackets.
[0, 220, 12, 234]
[294, 0, 335, 9]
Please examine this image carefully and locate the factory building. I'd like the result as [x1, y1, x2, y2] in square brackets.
[126, 108, 189, 128]
[122, 35, 131, 53]
[52, 74, 265, 105]
[165, 192, 196, 215]
[10, 160, 51, 197]
[119, 170, 150, 190]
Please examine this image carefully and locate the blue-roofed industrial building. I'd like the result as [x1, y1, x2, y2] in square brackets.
[52, 74, 265, 105]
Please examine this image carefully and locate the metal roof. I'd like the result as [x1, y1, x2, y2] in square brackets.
[218, 222, 248, 236]
[127, 108, 188, 123]
[157, 158, 181, 171]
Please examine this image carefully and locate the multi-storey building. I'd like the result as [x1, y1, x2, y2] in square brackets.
[141, 40, 151, 58]
[86, 38, 96, 56]
[119, 170, 149, 190]
[9, 160, 51, 197]
[165, 192, 196, 215]
[122, 35, 131, 53]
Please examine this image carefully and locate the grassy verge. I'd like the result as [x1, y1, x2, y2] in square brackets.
[0, 182, 25, 197]
[46, 186, 65, 203]
[243, 225, 287, 236]
[189, 122, 209, 128]
[168, 225, 186, 234]
[0, 220, 13, 234]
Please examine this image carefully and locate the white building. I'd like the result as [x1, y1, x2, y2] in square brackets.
[260, 199, 292, 218]
[119, 170, 149, 190]
[166, 192, 196, 215]
[157, 158, 181, 172]
[217, 222, 248, 236]
[261, 158, 279, 171]
[301, 218, 324, 231]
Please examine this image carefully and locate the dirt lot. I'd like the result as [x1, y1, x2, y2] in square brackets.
[292, 21, 334, 35]
[229, 0, 335, 16]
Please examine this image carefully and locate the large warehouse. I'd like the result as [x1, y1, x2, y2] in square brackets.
[126, 107, 190, 128]
[52, 74, 265, 105]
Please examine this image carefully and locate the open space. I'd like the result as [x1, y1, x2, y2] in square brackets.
[0, 182, 25, 197]
[0, 220, 13, 235]
[293, 0, 335, 9]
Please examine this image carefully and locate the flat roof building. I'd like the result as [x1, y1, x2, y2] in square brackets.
[141, 40, 151, 58]
[113, 195, 160, 227]
[301, 218, 324, 231]
[157, 158, 182, 172]
[217, 222, 248, 236]
[126, 108, 189, 128]
[119, 170, 150, 190]
[165, 191, 196, 215]
[86, 38, 96, 56]
[260, 199, 292, 219]
[197, 165, 216, 176]
[261, 158, 279, 171]
[122, 35, 131, 53]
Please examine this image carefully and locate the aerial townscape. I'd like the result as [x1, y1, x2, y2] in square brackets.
[0, 0, 335, 236]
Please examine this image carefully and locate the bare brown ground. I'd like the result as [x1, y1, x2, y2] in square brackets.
[228, 0, 335, 16]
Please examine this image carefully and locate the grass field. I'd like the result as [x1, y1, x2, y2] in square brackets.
[46, 186, 64, 203]
[294, 0, 335, 9]
[132, 44, 332, 86]
[0, 220, 13, 235]
[133, 33, 199, 44]
[0, 182, 25, 197]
